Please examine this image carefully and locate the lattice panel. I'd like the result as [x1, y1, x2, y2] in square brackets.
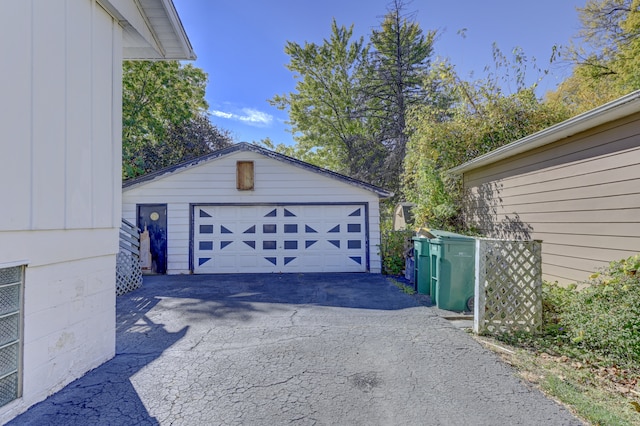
[116, 251, 143, 296]
[475, 239, 542, 335]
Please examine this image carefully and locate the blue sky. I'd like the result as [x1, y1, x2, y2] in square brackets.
[173, 0, 586, 146]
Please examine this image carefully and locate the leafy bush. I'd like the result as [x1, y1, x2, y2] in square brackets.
[497, 255, 640, 370]
[561, 255, 640, 368]
[380, 230, 413, 275]
[540, 281, 578, 336]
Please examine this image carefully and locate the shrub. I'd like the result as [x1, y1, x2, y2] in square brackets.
[561, 255, 640, 368]
[380, 230, 413, 275]
[541, 281, 577, 336]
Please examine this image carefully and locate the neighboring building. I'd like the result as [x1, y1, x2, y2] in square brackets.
[450, 91, 640, 284]
[0, 0, 194, 421]
[392, 203, 416, 231]
[122, 143, 392, 274]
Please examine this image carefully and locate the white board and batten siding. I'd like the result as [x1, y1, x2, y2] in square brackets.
[122, 146, 388, 274]
[0, 0, 194, 422]
[0, 2, 122, 420]
[458, 102, 640, 285]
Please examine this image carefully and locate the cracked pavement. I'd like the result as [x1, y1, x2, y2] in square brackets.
[9, 273, 583, 425]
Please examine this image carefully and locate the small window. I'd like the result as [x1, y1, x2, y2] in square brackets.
[236, 161, 254, 191]
[0, 265, 23, 407]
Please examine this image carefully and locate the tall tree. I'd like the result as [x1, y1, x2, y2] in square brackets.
[546, 0, 640, 113]
[404, 54, 569, 230]
[367, 0, 436, 189]
[122, 60, 226, 179]
[138, 115, 233, 174]
[269, 21, 386, 183]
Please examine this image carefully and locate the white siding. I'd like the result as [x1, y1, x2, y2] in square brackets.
[0, 1, 121, 421]
[123, 150, 384, 273]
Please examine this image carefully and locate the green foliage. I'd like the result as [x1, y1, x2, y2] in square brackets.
[547, 0, 640, 114]
[561, 255, 640, 368]
[122, 61, 231, 179]
[138, 115, 233, 174]
[390, 278, 416, 295]
[269, 20, 377, 181]
[498, 255, 640, 371]
[365, 0, 437, 191]
[270, 2, 440, 192]
[402, 52, 568, 231]
[379, 229, 413, 275]
[540, 281, 577, 337]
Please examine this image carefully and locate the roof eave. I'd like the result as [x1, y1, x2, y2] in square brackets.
[102, 0, 195, 60]
[449, 90, 640, 175]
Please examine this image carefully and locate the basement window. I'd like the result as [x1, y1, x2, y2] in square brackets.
[236, 161, 254, 191]
[0, 265, 23, 407]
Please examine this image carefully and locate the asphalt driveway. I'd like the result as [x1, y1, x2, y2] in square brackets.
[10, 273, 582, 425]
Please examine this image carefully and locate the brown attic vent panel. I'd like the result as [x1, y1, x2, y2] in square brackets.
[236, 161, 254, 190]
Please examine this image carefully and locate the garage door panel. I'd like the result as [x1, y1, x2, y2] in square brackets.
[193, 204, 367, 273]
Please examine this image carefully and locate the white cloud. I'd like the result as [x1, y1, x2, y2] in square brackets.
[209, 110, 233, 119]
[209, 107, 273, 127]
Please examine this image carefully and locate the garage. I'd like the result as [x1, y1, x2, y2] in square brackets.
[193, 204, 367, 273]
[122, 143, 391, 274]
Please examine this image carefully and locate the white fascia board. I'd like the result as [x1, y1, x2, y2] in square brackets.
[449, 90, 640, 175]
[99, 0, 195, 60]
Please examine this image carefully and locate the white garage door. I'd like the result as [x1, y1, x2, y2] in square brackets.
[193, 204, 367, 273]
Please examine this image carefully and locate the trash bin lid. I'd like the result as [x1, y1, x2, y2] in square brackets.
[428, 229, 475, 241]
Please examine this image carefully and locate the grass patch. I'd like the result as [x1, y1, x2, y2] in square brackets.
[542, 375, 634, 426]
[475, 336, 640, 425]
[389, 278, 416, 295]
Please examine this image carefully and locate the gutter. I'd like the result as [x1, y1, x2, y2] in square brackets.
[449, 90, 640, 175]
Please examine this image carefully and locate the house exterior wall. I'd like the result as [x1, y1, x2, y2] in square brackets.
[122, 150, 384, 273]
[462, 111, 640, 284]
[0, 1, 122, 421]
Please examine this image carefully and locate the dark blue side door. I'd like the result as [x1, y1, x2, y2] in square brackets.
[137, 204, 167, 274]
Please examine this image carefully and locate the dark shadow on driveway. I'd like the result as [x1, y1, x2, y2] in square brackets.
[8, 273, 413, 425]
[132, 273, 420, 321]
[8, 291, 188, 426]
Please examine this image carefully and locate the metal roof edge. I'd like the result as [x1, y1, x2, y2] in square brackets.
[449, 90, 640, 175]
[123, 142, 393, 198]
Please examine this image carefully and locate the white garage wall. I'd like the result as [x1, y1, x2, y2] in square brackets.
[123, 150, 384, 273]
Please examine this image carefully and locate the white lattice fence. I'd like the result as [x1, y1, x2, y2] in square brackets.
[473, 239, 542, 335]
[116, 219, 142, 296]
[116, 251, 142, 295]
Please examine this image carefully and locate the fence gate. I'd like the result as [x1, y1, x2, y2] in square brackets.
[473, 239, 542, 335]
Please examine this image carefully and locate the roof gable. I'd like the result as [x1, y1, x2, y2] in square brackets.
[122, 142, 392, 198]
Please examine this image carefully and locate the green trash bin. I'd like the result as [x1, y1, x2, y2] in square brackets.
[412, 237, 431, 295]
[428, 230, 475, 312]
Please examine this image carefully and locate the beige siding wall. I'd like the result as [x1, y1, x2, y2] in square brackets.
[123, 150, 383, 273]
[463, 112, 640, 284]
[0, 1, 121, 421]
